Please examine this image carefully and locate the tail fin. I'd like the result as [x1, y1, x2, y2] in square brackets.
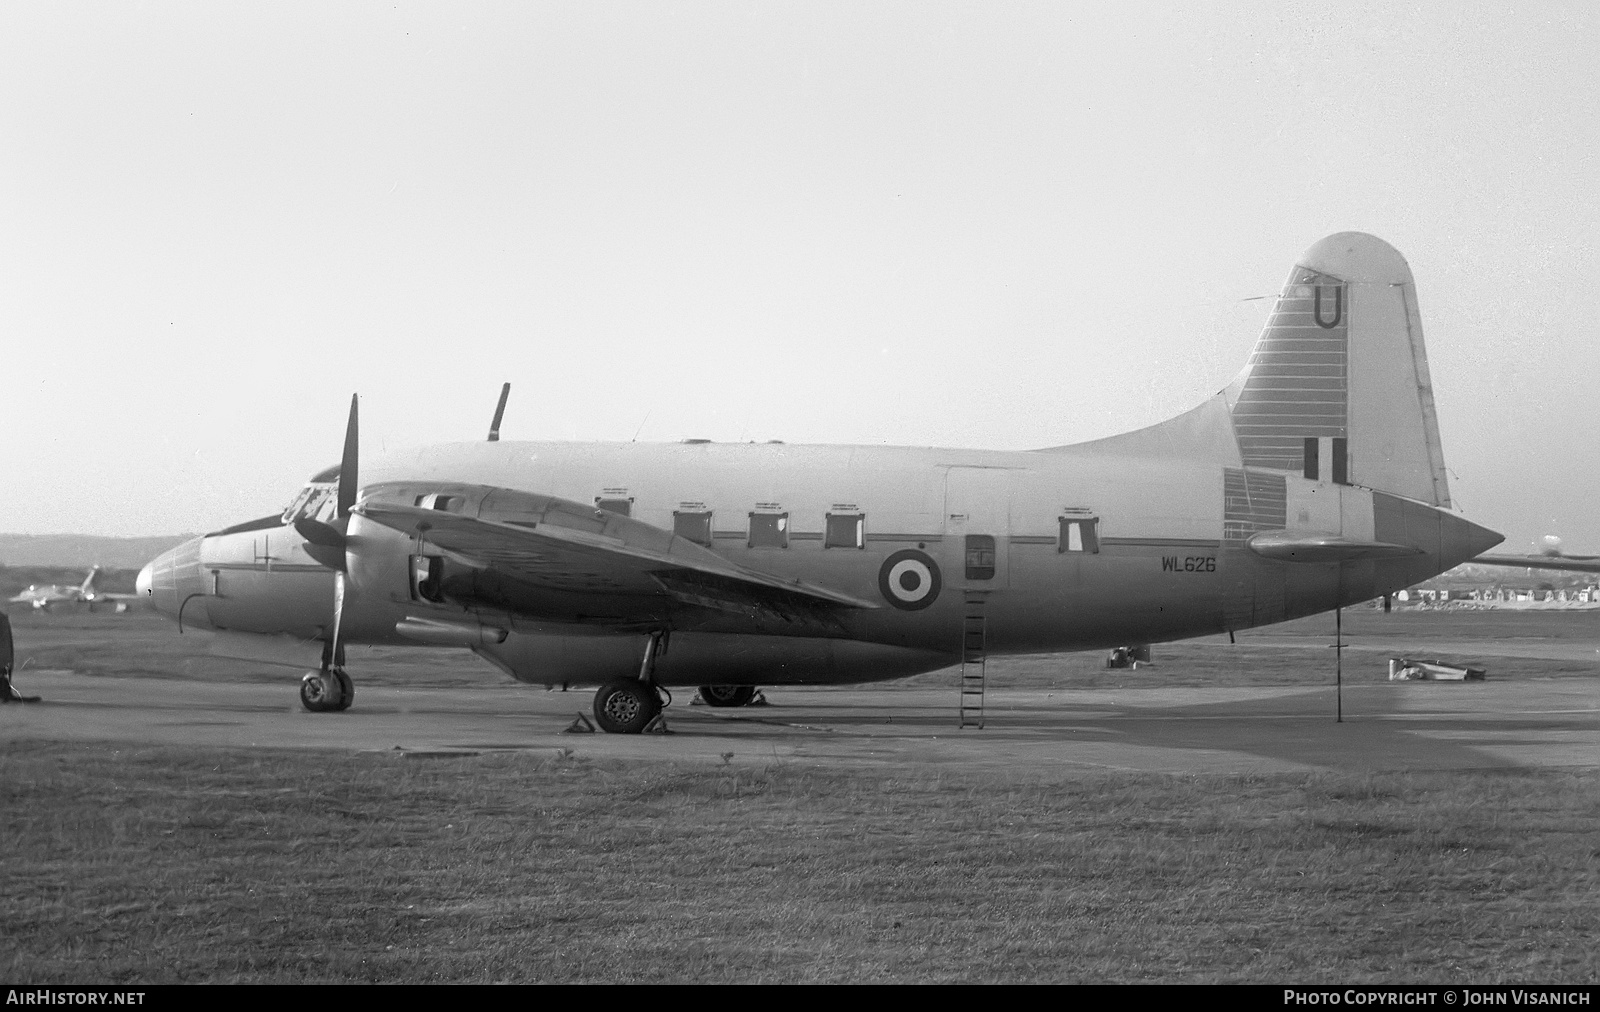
[1223, 232, 1450, 506]
[81, 566, 101, 594]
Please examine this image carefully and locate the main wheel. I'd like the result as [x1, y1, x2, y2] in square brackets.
[593, 680, 662, 734]
[698, 684, 756, 708]
[333, 669, 354, 711]
[300, 671, 344, 712]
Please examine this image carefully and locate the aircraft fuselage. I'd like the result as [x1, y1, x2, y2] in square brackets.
[143, 437, 1495, 688]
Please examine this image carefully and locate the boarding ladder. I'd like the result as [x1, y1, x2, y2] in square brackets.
[959, 592, 987, 729]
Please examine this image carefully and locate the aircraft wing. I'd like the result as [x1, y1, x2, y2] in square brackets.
[1471, 553, 1600, 574]
[94, 593, 145, 605]
[353, 499, 877, 630]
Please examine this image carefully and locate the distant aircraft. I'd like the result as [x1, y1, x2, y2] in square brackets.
[138, 232, 1503, 732]
[8, 567, 140, 612]
[1472, 536, 1600, 574]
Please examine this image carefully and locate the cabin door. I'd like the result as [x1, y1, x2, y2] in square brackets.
[944, 466, 1012, 589]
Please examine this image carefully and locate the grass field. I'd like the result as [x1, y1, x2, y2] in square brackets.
[2, 745, 1595, 984]
[4, 608, 1595, 983]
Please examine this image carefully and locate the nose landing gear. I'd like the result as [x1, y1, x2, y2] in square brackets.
[300, 668, 354, 712]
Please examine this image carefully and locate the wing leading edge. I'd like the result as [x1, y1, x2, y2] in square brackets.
[353, 493, 876, 632]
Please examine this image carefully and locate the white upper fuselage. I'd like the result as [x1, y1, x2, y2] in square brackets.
[366, 438, 1226, 549]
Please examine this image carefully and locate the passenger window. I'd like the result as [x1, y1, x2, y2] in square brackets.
[414, 494, 463, 512]
[964, 535, 996, 579]
[596, 497, 632, 517]
[1059, 517, 1100, 553]
[673, 510, 713, 546]
[748, 512, 789, 549]
[824, 513, 864, 549]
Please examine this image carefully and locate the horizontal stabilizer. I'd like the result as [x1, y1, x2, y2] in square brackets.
[1248, 531, 1424, 564]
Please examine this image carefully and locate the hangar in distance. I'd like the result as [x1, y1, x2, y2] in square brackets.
[137, 232, 1503, 732]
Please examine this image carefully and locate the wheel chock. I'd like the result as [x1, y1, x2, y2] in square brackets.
[748, 690, 770, 707]
[643, 713, 673, 734]
[563, 713, 595, 734]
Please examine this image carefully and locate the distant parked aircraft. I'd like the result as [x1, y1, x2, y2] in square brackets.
[7, 567, 140, 612]
[1473, 536, 1600, 574]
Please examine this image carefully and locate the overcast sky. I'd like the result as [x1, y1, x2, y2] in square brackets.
[2, 2, 1596, 552]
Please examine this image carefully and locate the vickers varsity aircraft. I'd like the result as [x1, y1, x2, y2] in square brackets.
[9, 567, 138, 612]
[1472, 536, 1600, 575]
[137, 232, 1503, 732]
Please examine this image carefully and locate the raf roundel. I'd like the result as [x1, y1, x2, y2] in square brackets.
[878, 549, 941, 611]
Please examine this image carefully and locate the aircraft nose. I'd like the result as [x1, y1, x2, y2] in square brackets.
[141, 536, 208, 625]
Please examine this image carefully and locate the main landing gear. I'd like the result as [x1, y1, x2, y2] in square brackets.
[697, 684, 757, 707]
[592, 630, 669, 734]
[592, 679, 662, 734]
[300, 668, 354, 712]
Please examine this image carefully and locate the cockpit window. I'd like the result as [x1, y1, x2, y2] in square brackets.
[281, 465, 341, 524]
[281, 482, 338, 524]
[280, 486, 336, 525]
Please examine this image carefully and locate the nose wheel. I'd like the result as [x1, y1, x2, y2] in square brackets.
[300, 668, 354, 712]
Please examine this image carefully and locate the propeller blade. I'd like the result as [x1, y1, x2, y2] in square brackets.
[301, 543, 346, 571]
[337, 394, 359, 518]
[488, 382, 510, 442]
[295, 518, 348, 571]
[330, 569, 348, 670]
[294, 518, 346, 550]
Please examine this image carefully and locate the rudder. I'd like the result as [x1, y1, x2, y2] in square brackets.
[1223, 232, 1450, 507]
